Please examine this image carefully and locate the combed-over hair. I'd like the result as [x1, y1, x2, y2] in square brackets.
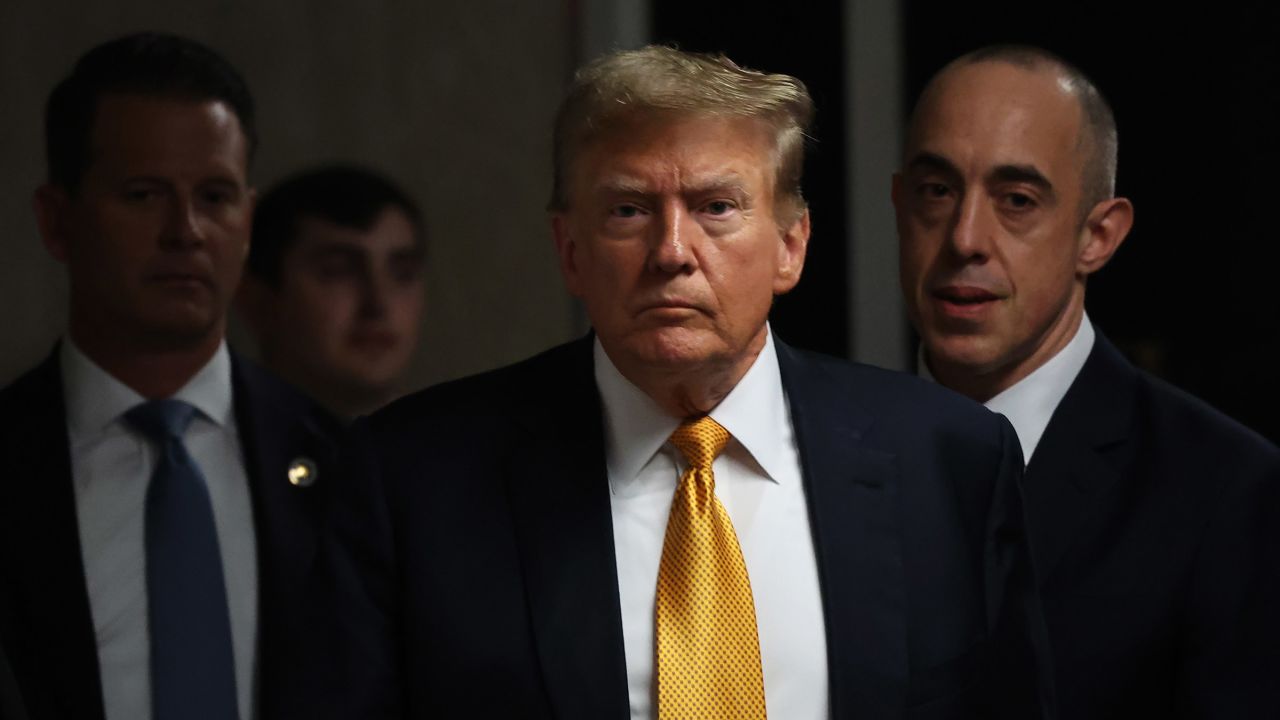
[549, 45, 814, 222]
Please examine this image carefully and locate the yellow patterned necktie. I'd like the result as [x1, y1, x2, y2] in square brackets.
[655, 415, 767, 719]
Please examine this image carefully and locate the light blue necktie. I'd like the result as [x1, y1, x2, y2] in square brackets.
[126, 399, 240, 720]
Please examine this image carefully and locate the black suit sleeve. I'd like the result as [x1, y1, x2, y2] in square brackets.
[0, 640, 29, 720]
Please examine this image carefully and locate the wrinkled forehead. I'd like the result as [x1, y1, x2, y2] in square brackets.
[569, 111, 779, 192]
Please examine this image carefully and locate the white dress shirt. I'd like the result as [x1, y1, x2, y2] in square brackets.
[62, 339, 258, 720]
[920, 313, 1096, 463]
[984, 314, 1095, 462]
[595, 329, 829, 720]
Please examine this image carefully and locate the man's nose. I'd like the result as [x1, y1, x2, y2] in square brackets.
[946, 193, 995, 261]
[163, 195, 205, 249]
[648, 201, 699, 274]
[358, 268, 390, 318]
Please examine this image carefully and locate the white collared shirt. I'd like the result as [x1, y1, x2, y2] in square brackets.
[920, 313, 1096, 463]
[62, 339, 258, 720]
[596, 329, 829, 720]
[983, 314, 1095, 462]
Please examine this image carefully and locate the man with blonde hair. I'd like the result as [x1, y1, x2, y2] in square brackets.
[328, 45, 1045, 719]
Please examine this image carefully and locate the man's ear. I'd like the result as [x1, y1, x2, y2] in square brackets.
[773, 207, 811, 295]
[1077, 197, 1134, 276]
[33, 184, 73, 263]
[551, 213, 584, 298]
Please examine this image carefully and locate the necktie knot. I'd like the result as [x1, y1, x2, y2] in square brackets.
[126, 399, 197, 443]
[669, 415, 730, 470]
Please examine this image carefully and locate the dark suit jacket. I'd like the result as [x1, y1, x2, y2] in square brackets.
[0, 642, 27, 720]
[326, 336, 1046, 719]
[1023, 334, 1280, 719]
[0, 348, 342, 720]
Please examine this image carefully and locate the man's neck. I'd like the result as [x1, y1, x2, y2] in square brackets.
[68, 323, 224, 399]
[611, 332, 768, 419]
[928, 301, 1085, 403]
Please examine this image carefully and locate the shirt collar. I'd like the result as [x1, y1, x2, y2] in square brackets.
[594, 326, 793, 493]
[984, 313, 1094, 461]
[61, 338, 235, 437]
[918, 313, 1095, 462]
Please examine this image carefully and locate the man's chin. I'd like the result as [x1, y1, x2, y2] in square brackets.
[923, 332, 1010, 378]
[608, 327, 730, 373]
[132, 312, 223, 352]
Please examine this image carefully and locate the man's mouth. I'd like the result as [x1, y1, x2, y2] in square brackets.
[933, 286, 999, 304]
[148, 272, 211, 289]
[349, 330, 398, 351]
[931, 285, 1001, 319]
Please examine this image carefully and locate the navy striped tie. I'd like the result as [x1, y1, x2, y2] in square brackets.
[126, 400, 240, 720]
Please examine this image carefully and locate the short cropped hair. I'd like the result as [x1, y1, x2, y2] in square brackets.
[945, 45, 1119, 213]
[44, 31, 257, 192]
[248, 165, 425, 287]
[549, 45, 814, 221]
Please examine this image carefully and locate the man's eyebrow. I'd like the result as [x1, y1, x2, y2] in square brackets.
[989, 164, 1055, 197]
[595, 173, 752, 198]
[596, 176, 650, 196]
[904, 151, 961, 179]
[120, 175, 174, 187]
[682, 175, 750, 198]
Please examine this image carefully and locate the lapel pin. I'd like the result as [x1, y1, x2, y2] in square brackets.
[287, 457, 318, 487]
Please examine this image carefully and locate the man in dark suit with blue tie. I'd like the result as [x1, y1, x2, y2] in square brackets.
[327, 45, 1047, 719]
[894, 45, 1280, 718]
[0, 33, 340, 720]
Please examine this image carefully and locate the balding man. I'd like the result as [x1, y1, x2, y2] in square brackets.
[895, 45, 1280, 718]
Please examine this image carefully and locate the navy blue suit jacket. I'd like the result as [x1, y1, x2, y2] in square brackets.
[0, 349, 342, 720]
[1024, 334, 1280, 718]
[326, 336, 1046, 719]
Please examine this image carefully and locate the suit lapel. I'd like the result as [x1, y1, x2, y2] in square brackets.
[1023, 336, 1134, 586]
[230, 356, 336, 709]
[0, 353, 105, 720]
[504, 339, 629, 720]
[776, 342, 908, 718]
[232, 357, 328, 598]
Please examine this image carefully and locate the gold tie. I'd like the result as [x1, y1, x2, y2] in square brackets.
[655, 416, 766, 719]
